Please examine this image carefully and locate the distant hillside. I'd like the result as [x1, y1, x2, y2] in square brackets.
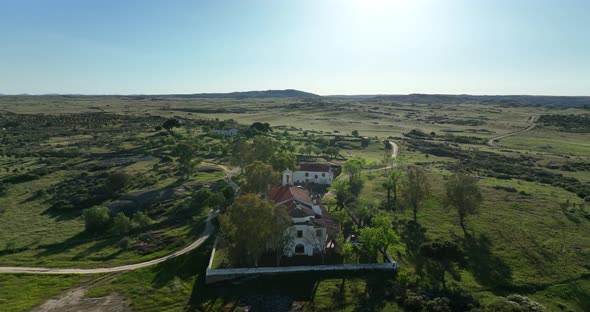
[173, 89, 320, 99]
[368, 94, 590, 107]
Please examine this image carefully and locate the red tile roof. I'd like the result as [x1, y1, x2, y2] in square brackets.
[269, 185, 312, 204]
[299, 163, 331, 172]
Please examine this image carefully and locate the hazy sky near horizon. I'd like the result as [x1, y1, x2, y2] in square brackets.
[1, 0, 589, 95]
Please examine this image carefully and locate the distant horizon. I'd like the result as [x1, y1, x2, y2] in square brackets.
[1, 89, 589, 97]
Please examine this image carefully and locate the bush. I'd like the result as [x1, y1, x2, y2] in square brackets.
[83, 206, 111, 233]
[131, 212, 153, 228]
[119, 237, 132, 250]
[111, 212, 131, 235]
[105, 172, 131, 194]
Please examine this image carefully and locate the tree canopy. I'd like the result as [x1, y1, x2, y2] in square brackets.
[401, 165, 430, 222]
[444, 172, 483, 235]
[244, 161, 278, 194]
[219, 194, 289, 267]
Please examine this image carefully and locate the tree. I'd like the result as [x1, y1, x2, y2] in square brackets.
[219, 194, 275, 267]
[111, 212, 131, 235]
[251, 136, 277, 163]
[105, 172, 131, 195]
[249, 122, 272, 133]
[83, 206, 111, 233]
[162, 118, 180, 132]
[244, 161, 278, 194]
[419, 239, 464, 289]
[352, 130, 359, 137]
[173, 142, 202, 180]
[382, 167, 403, 211]
[444, 172, 483, 235]
[324, 146, 340, 160]
[343, 158, 363, 194]
[270, 152, 296, 171]
[268, 207, 292, 266]
[330, 179, 353, 210]
[231, 139, 251, 174]
[401, 165, 430, 222]
[359, 214, 399, 262]
[343, 159, 362, 184]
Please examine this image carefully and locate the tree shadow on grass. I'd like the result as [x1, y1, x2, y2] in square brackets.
[461, 233, 513, 290]
[35, 231, 95, 257]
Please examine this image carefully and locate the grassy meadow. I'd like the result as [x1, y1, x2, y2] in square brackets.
[0, 95, 588, 311]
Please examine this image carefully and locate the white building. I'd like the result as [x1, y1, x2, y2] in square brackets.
[268, 184, 339, 257]
[213, 128, 239, 136]
[282, 163, 334, 186]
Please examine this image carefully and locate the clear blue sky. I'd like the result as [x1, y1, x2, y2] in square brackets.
[1, 0, 589, 95]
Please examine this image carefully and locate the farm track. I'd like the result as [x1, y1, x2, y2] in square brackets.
[0, 211, 217, 275]
[0, 165, 240, 275]
[487, 115, 537, 146]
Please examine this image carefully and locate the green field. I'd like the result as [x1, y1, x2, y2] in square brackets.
[0, 95, 588, 311]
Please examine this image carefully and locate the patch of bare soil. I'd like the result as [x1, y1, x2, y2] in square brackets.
[30, 287, 132, 312]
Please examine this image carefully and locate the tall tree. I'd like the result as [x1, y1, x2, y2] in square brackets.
[173, 142, 202, 180]
[244, 161, 278, 194]
[252, 136, 277, 163]
[330, 179, 353, 210]
[268, 206, 292, 266]
[269, 152, 296, 171]
[219, 194, 275, 267]
[401, 165, 430, 222]
[444, 172, 483, 235]
[231, 139, 251, 174]
[382, 167, 403, 211]
[359, 214, 399, 262]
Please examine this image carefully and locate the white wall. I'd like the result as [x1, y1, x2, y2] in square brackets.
[292, 170, 333, 185]
[285, 224, 326, 257]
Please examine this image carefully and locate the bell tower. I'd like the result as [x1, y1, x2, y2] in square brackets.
[282, 169, 293, 186]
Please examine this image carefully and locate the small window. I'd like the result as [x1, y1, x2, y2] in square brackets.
[305, 172, 309, 177]
[321, 173, 325, 177]
[297, 230, 303, 238]
[314, 175, 318, 179]
[316, 229, 322, 237]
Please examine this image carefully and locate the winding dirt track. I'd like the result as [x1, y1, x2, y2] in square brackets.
[487, 115, 537, 146]
[0, 165, 240, 275]
[0, 212, 217, 275]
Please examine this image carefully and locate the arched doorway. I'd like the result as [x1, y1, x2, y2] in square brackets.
[295, 244, 305, 254]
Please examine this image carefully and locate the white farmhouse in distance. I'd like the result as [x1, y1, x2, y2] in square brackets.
[282, 163, 334, 186]
[213, 128, 239, 136]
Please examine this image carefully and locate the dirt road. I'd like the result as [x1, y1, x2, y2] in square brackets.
[0, 211, 216, 274]
[488, 115, 537, 146]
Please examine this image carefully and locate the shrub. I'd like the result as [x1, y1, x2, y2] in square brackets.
[131, 212, 153, 228]
[111, 212, 131, 235]
[119, 237, 132, 250]
[105, 172, 131, 194]
[83, 206, 111, 233]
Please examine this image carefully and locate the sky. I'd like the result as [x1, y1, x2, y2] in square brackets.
[1, 0, 589, 95]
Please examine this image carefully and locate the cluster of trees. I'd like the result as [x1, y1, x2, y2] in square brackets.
[219, 194, 291, 267]
[231, 136, 296, 193]
[538, 114, 590, 133]
[50, 171, 132, 211]
[83, 206, 152, 236]
[403, 128, 486, 145]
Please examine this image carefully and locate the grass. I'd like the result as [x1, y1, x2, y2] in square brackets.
[1, 96, 589, 310]
[87, 238, 212, 312]
[361, 169, 590, 311]
[0, 274, 81, 312]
